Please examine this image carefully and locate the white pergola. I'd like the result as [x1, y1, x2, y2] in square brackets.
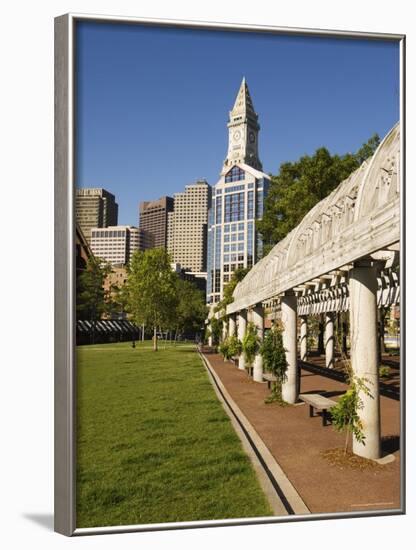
[221, 122, 400, 460]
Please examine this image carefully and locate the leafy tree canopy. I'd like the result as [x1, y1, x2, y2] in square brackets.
[124, 248, 178, 332]
[174, 278, 207, 335]
[77, 257, 113, 322]
[257, 134, 380, 254]
[209, 317, 223, 346]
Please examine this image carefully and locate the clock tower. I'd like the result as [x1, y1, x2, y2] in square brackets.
[222, 77, 263, 173]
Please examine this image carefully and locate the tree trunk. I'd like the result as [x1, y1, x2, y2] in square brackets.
[153, 326, 158, 351]
[91, 318, 96, 345]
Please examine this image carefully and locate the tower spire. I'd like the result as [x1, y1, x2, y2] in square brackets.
[230, 77, 257, 122]
[222, 79, 262, 173]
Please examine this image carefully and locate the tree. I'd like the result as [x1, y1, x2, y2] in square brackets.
[173, 279, 207, 340]
[76, 257, 113, 344]
[354, 133, 381, 164]
[257, 134, 380, 253]
[124, 248, 178, 351]
[260, 323, 288, 404]
[330, 364, 373, 455]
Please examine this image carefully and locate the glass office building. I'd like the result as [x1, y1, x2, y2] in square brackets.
[206, 166, 269, 304]
[206, 79, 270, 304]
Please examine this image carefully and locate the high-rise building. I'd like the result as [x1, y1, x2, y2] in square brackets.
[206, 78, 270, 304]
[90, 225, 154, 266]
[76, 188, 118, 243]
[138, 196, 174, 249]
[167, 179, 211, 273]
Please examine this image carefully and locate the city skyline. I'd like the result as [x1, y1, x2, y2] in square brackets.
[75, 21, 399, 226]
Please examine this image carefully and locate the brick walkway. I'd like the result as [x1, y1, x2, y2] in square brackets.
[204, 353, 401, 515]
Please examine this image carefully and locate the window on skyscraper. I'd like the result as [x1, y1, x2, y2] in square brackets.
[225, 166, 245, 183]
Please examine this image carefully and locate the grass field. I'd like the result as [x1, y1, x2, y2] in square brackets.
[76, 342, 272, 527]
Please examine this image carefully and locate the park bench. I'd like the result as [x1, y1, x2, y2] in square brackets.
[263, 372, 277, 389]
[298, 393, 337, 426]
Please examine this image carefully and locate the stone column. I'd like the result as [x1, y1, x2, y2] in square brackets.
[281, 293, 298, 404]
[228, 315, 236, 338]
[325, 312, 335, 369]
[237, 310, 247, 370]
[300, 316, 307, 361]
[252, 306, 264, 382]
[222, 318, 228, 342]
[208, 324, 213, 347]
[349, 266, 381, 460]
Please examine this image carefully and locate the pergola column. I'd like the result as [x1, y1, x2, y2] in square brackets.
[252, 305, 264, 382]
[300, 315, 308, 361]
[325, 312, 335, 369]
[349, 265, 381, 459]
[228, 315, 236, 338]
[222, 318, 228, 342]
[208, 323, 213, 347]
[237, 310, 247, 370]
[281, 293, 298, 404]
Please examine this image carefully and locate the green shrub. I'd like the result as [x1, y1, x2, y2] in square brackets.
[219, 339, 231, 360]
[379, 366, 390, 378]
[228, 335, 242, 358]
[260, 323, 288, 405]
[241, 322, 260, 368]
[219, 335, 242, 361]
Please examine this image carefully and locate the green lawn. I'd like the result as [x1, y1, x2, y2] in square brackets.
[76, 342, 272, 527]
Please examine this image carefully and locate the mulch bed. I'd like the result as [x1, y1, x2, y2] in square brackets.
[321, 448, 390, 471]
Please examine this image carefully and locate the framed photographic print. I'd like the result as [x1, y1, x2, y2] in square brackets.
[54, 13, 405, 536]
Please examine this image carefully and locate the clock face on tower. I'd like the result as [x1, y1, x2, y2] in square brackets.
[249, 131, 256, 144]
[233, 130, 241, 141]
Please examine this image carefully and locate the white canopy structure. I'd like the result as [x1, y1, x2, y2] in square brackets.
[218, 123, 401, 461]
[228, 123, 400, 314]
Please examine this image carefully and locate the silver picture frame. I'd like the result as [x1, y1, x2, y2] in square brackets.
[54, 13, 406, 536]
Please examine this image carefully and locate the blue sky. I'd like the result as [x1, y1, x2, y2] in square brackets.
[76, 21, 400, 226]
